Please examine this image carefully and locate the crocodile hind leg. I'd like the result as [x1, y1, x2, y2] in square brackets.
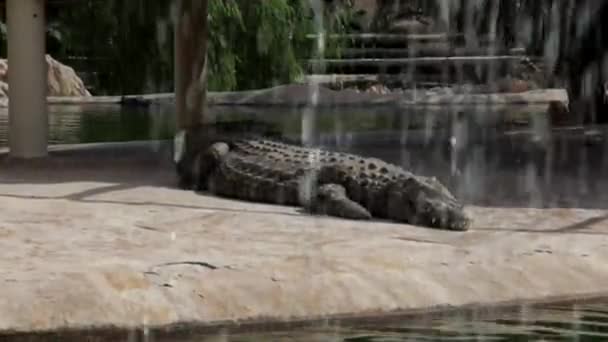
[310, 184, 372, 220]
[193, 142, 230, 191]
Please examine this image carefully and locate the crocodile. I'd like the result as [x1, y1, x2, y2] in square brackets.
[174, 124, 471, 231]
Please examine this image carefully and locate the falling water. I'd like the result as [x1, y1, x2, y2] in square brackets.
[302, 0, 325, 147]
[297, 0, 326, 208]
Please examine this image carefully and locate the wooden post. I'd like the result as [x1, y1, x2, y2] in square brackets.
[174, 0, 209, 129]
[6, 0, 48, 158]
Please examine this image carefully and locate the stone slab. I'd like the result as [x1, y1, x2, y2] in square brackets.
[6, 84, 567, 108]
[0, 146, 607, 336]
[206, 85, 569, 107]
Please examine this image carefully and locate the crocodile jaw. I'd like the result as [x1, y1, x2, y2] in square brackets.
[387, 177, 472, 231]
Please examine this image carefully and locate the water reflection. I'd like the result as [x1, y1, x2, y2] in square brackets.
[15, 300, 608, 341]
[146, 300, 608, 341]
[0, 104, 176, 147]
[0, 103, 550, 148]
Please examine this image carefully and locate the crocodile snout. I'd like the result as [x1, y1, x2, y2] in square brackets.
[422, 201, 471, 231]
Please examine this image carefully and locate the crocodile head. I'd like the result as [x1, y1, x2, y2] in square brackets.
[387, 176, 471, 231]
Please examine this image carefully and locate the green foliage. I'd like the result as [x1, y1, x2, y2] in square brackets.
[207, 0, 355, 91]
[0, 0, 355, 95]
[216, 0, 308, 90]
[207, 0, 244, 91]
[46, 0, 174, 95]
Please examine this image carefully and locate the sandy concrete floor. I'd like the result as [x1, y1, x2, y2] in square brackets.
[1, 143, 608, 335]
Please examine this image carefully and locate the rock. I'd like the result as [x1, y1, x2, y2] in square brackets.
[389, 18, 432, 33]
[0, 80, 8, 107]
[496, 78, 539, 93]
[44, 55, 91, 97]
[0, 54, 91, 106]
[366, 83, 391, 95]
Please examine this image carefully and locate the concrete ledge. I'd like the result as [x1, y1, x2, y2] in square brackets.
[3, 294, 608, 341]
[0, 84, 568, 108]
[1, 145, 608, 336]
[206, 85, 569, 107]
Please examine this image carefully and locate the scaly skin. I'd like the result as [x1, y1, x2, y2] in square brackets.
[175, 129, 471, 231]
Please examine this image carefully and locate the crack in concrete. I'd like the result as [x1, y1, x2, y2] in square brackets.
[152, 261, 219, 270]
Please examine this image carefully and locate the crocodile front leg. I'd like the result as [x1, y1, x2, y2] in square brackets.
[310, 184, 372, 220]
[193, 142, 231, 191]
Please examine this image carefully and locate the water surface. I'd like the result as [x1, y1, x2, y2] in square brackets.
[149, 300, 608, 341]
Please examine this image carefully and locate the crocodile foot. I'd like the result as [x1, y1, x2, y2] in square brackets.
[311, 184, 372, 220]
[196, 142, 231, 191]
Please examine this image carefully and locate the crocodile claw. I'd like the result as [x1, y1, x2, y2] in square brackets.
[312, 184, 372, 220]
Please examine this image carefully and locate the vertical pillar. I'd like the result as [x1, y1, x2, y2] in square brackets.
[7, 0, 48, 158]
[174, 0, 209, 130]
